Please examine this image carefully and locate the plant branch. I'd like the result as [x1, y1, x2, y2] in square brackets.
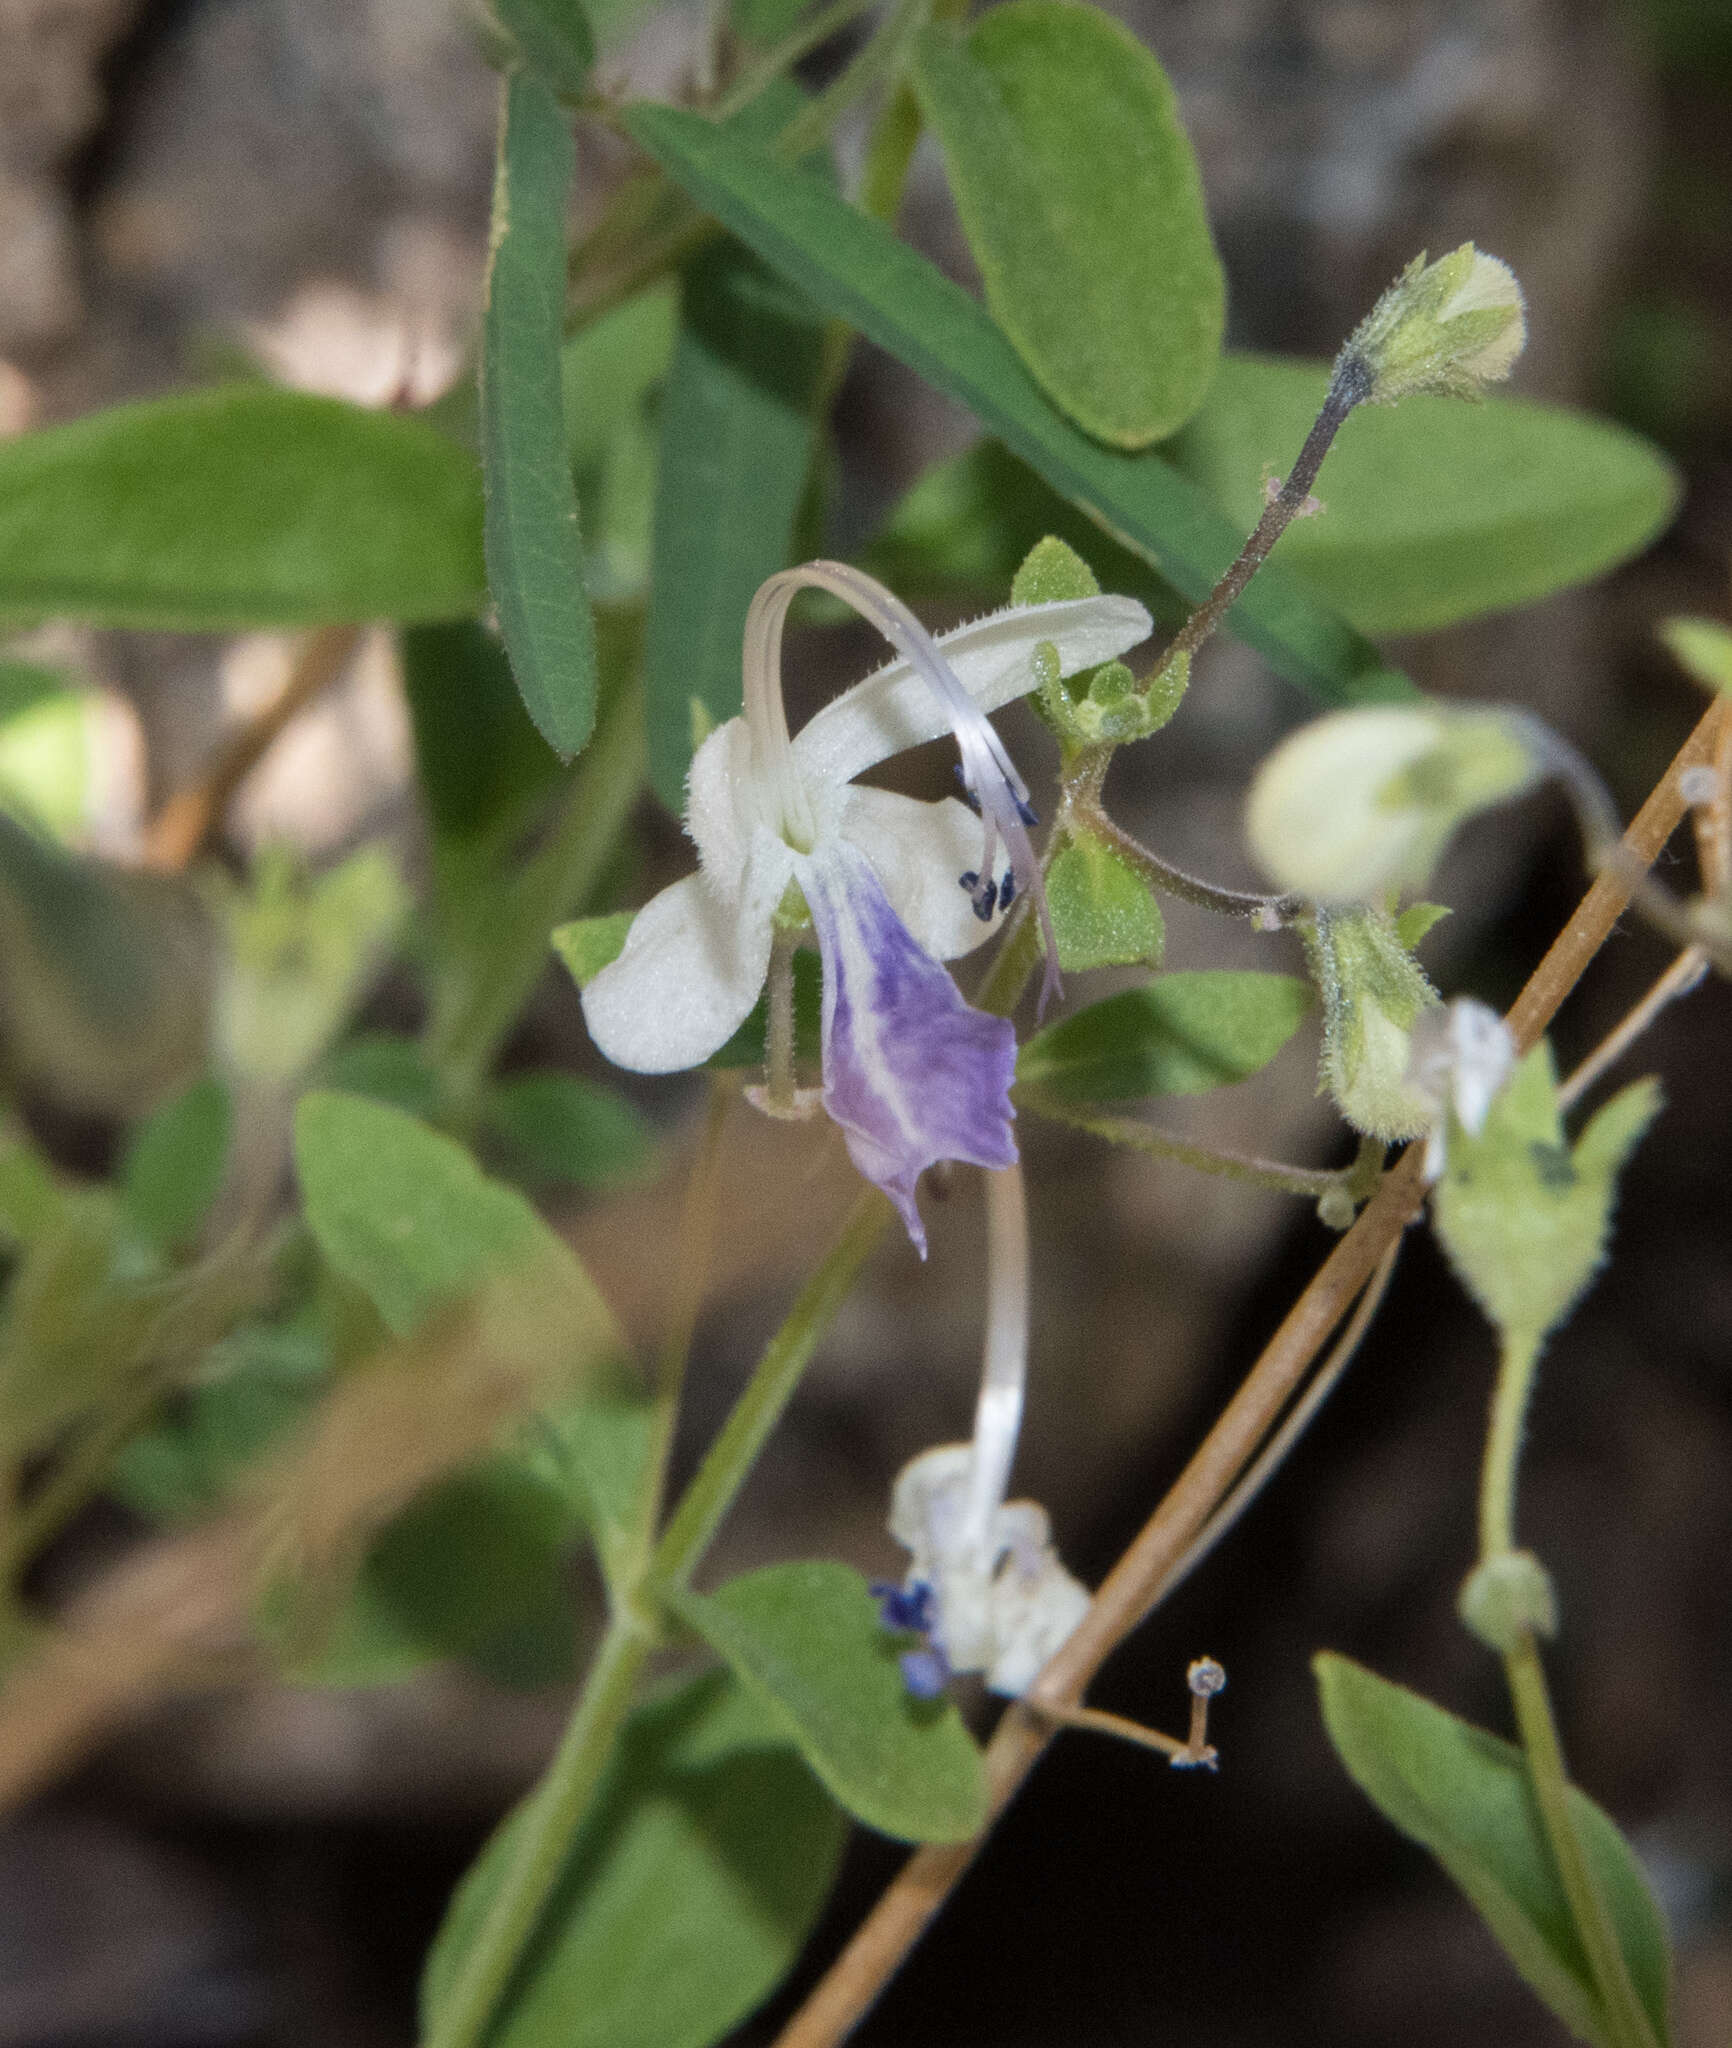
[1557, 947, 1707, 1111]
[769, 692, 1729, 2048]
[1020, 1092, 1346, 1199]
[143, 625, 362, 872]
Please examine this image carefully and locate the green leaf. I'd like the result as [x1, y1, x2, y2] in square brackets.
[0, 661, 98, 844]
[422, 1669, 846, 2048]
[486, 1071, 656, 1190]
[645, 240, 823, 809]
[528, 1390, 656, 1599]
[552, 911, 635, 987]
[1018, 970, 1312, 1103]
[318, 1032, 445, 1120]
[1044, 832, 1164, 970]
[672, 1561, 987, 1843]
[1163, 355, 1681, 636]
[494, 0, 594, 97]
[0, 388, 484, 629]
[1315, 1653, 1673, 2047]
[1395, 900, 1452, 950]
[1432, 1046, 1661, 1347]
[120, 1073, 232, 1254]
[293, 1091, 612, 1340]
[624, 104, 1409, 709]
[0, 1128, 61, 1247]
[913, 0, 1221, 449]
[1659, 614, 1732, 696]
[483, 73, 599, 757]
[403, 622, 563, 847]
[563, 284, 679, 475]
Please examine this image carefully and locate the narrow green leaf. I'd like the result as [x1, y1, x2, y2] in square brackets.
[1164, 355, 1680, 635]
[645, 240, 823, 809]
[673, 1561, 988, 1843]
[486, 1071, 657, 1190]
[1316, 1653, 1673, 2046]
[624, 104, 1410, 709]
[120, 1073, 232, 1254]
[494, 0, 594, 97]
[318, 1033, 445, 1120]
[913, 0, 1222, 448]
[293, 1091, 612, 1341]
[1044, 832, 1164, 971]
[422, 1669, 846, 2048]
[1018, 971, 1312, 1103]
[0, 389, 484, 629]
[483, 73, 598, 757]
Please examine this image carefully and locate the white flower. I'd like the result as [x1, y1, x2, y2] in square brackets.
[1406, 996, 1517, 1180]
[581, 561, 1149, 1250]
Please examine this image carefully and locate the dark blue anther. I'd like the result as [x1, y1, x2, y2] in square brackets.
[952, 765, 983, 816]
[871, 1579, 936, 1634]
[899, 1646, 951, 1700]
[971, 879, 998, 921]
[999, 870, 1016, 912]
[1016, 796, 1039, 828]
[958, 871, 979, 892]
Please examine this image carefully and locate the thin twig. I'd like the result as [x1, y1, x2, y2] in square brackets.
[143, 625, 362, 872]
[1557, 948, 1707, 1111]
[769, 693, 1729, 2048]
[1021, 1092, 1345, 1200]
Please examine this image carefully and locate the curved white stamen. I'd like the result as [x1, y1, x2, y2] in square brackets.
[964, 1161, 1028, 1566]
[742, 575, 820, 851]
[751, 561, 1062, 1013]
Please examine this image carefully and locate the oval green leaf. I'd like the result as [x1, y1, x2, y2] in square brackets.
[0, 388, 484, 629]
[422, 1669, 845, 2048]
[1316, 1653, 1673, 2047]
[673, 1561, 988, 1843]
[485, 1071, 656, 1190]
[482, 72, 598, 758]
[1045, 832, 1164, 971]
[1018, 970, 1312, 1104]
[1164, 355, 1681, 635]
[914, 0, 1222, 449]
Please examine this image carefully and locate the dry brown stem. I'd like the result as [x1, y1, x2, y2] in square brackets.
[143, 624, 362, 872]
[772, 692, 1731, 2048]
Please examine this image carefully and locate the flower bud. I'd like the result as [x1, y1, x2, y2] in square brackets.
[1304, 906, 1441, 1140]
[1458, 1550, 1558, 1653]
[1246, 704, 1538, 904]
[1340, 244, 1526, 406]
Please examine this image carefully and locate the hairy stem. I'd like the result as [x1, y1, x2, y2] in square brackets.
[1023, 1093, 1347, 1199]
[1477, 1326, 1543, 1563]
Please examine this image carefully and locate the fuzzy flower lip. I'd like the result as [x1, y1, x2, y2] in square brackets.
[579, 563, 1149, 1249]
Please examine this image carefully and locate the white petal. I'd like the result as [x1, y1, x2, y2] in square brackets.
[791, 594, 1152, 790]
[839, 786, 1009, 961]
[684, 717, 756, 897]
[580, 870, 776, 1074]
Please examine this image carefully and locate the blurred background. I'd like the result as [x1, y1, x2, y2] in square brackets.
[1, 0, 1730, 2041]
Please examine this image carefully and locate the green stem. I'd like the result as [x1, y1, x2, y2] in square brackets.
[712, 0, 886, 121]
[1503, 1638, 1660, 2048]
[422, 1614, 654, 2048]
[0, 1368, 170, 1583]
[1478, 1325, 1542, 1563]
[1021, 1092, 1347, 1199]
[650, 1190, 889, 1589]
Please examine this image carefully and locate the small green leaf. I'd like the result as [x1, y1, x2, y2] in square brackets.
[1659, 615, 1732, 696]
[0, 389, 484, 629]
[913, 0, 1222, 448]
[1018, 971, 1311, 1103]
[1163, 355, 1680, 636]
[528, 1390, 656, 1598]
[645, 240, 823, 810]
[624, 105, 1410, 710]
[486, 1071, 656, 1190]
[1396, 900, 1452, 950]
[1044, 833, 1164, 971]
[422, 1669, 846, 2048]
[120, 1073, 232, 1254]
[672, 1561, 988, 1843]
[1433, 1046, 1661, 1347]
[293, 1091, 611, 1340]
[0, 663, 97, 843]
[552, 911, 634, 987]
[1315, 1653, 1673, 2047]
[483, 73, 598, 757]
[0, 1129, 61, 1247]
[493, 0, 594, 97]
